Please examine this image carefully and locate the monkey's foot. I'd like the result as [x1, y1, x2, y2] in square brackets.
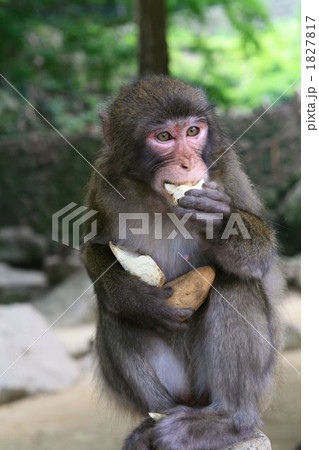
[123, 417, 154, 450]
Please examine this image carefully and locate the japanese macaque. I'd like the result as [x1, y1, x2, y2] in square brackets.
[81, 76, 283, 450]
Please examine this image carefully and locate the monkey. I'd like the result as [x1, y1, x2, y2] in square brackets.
[81, 76, 283, 450]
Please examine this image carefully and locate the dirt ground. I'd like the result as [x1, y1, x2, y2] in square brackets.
[0, 349, 300, 450]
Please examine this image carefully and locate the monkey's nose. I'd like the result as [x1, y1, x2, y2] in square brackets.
[180, 157, 192, 169]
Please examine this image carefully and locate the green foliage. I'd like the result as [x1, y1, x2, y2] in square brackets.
[170, 18, 300, 109]
[0, 0, 136, 134]
[0, 0, 300, 134]
[168, 0, 268, 46]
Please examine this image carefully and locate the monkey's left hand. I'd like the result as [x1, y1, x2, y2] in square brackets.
[178, 181, 231, 215]
[176, 181, 231, 234]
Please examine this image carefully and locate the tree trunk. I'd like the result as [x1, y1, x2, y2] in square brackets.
[134, 0, 169, 76]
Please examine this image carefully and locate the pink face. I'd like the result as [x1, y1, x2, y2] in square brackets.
[146, 117, 209, 203]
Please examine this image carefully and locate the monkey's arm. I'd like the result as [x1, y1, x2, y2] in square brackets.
[177, 181, 277, 279]
[81, 242, 193, 330]
[205, 209, 277, 279]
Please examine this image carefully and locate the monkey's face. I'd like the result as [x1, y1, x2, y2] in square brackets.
[146, 117, 209, 204]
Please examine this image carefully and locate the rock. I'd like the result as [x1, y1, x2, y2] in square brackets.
[55, 324, 95, 359]
[284, 323, 301, 351]
[0, 304, 79, 404]
[77, 352, 94, 373]
[32, 269, 96, 327]
[281, 255, 301, 289]
[0, 226, 47, 268]
[281, 291, 301, 350]
[44, 252, 83, 285]
[223, 431, 271, 449]
[263, 349, 301, 449]
[0, 262, 47, 303]
[281, 291, 301, 329]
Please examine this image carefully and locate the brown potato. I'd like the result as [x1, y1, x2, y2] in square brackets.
[164, 266, 216, 312]
[108, 242, 215, 314]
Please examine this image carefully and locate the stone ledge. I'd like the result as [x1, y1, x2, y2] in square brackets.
[223, 431, 271, 450]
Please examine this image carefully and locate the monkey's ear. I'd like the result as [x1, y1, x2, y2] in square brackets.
[99, 110, 110, 143]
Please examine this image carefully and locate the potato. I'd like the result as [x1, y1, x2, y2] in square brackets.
[164, 266, 215, 312]
[109, 242, 215, 314]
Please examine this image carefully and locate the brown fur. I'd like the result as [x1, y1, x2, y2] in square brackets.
[81, 76, 283, 450]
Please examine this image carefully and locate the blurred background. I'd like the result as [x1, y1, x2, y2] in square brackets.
[0, 1, 300, 449]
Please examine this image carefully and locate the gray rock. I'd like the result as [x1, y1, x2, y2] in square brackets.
[0, 304, 79, 404]
[223, 431, 271, 449]
[55, 324, 95, 359]
[0, 226, 47, 267]
[44, 252, 83, 285]
[32, 269, 96, 327]
[0, 262, 47, 303]
[284, 323, 301, 351]
[281, 255, 301, 289]
[281, 291, 301, 350]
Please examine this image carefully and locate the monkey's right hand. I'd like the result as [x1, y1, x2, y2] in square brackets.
[137, 285, 194, 333]
[82, 243, 193, 332]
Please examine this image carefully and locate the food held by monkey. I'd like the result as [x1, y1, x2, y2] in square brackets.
[109, 241, 215, 312]
[109, 241, 166, 287]
[164, 179, 205, 205]
[148, 412, 167, 422]
[164, 266, 215, 310]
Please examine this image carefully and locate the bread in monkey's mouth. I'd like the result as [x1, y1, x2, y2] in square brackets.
[164, 179, 205, 204]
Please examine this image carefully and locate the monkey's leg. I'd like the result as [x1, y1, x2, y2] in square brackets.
[96, 315, 183, 414]
[152, 275, 279, 450]
[96, 316, 192, 450]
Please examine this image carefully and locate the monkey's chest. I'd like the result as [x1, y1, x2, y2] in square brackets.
[121, 233, 207, 283]
[157, 240, 206, 282]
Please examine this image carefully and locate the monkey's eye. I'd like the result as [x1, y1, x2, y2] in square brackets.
[156, 131, 172, 142]
[187, 126, 200, 137]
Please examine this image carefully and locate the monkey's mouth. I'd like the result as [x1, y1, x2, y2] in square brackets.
[164, 179, 204, 204]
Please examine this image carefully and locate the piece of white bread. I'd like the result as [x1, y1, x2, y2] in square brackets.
[109, 241, 166, 287]
[164, 179, 205, 204]
[148, 412, 167, 421]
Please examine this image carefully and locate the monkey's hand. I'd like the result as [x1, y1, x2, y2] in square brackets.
[174, 181, 277, 279]
[82, 242, 194, 333]
[138, 284, 194, 333]
[176, 181, 231, 234]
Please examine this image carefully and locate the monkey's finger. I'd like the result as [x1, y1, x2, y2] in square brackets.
[162, 286, 174, 298]
[174, 307, 194, 322]
[174, 206, 197, 217]
[156, 321, 188, 333]
[178, 196, 231, 215]
[202, 181, 218, 189]
[185, 188, 231, 204]
[157, 308, 193, 331]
